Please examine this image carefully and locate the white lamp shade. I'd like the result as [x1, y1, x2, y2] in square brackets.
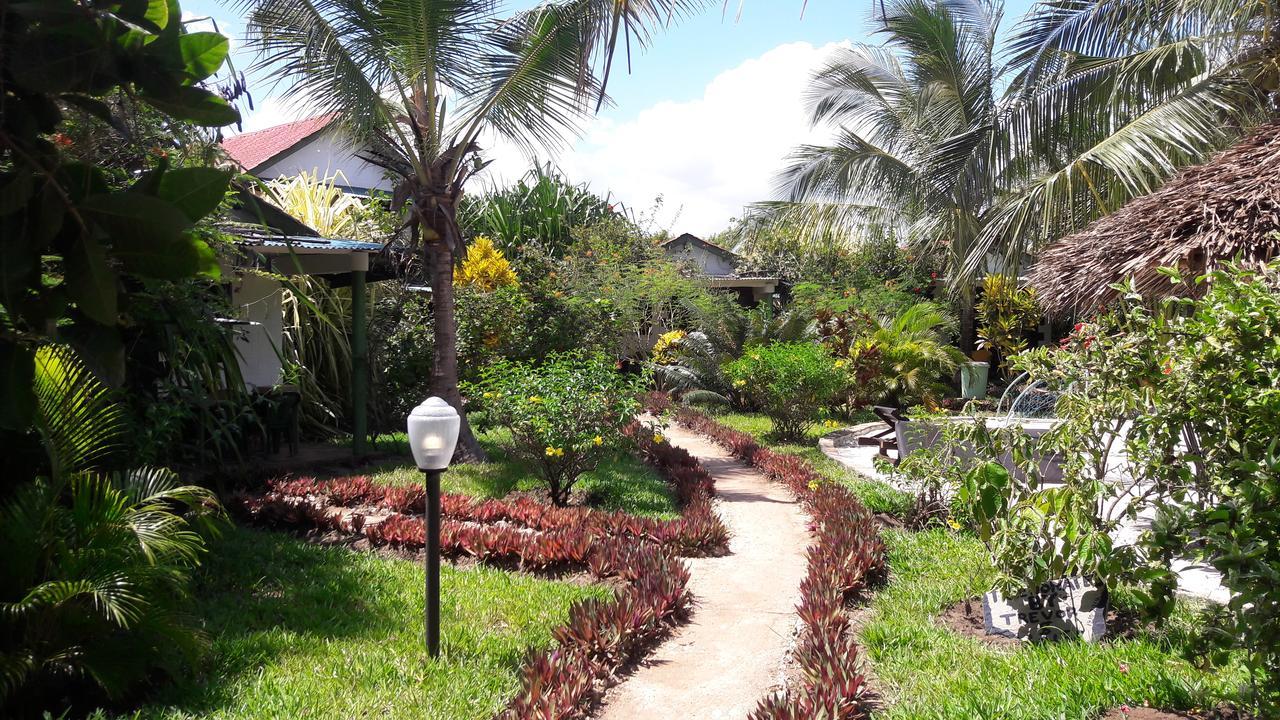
[407, 397, 461, 470]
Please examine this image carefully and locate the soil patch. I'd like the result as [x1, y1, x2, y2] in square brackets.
[935, 597, 1143, 647]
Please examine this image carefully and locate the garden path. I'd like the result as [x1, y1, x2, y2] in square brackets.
[596, 422, 810, 720]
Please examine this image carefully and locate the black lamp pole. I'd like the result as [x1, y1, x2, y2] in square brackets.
[424, 467, 442, 658]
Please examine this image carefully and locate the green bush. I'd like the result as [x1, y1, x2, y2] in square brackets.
[722, 342, 847, 440]
[471, 352, 649, 506]
[1, 346, 222, 712]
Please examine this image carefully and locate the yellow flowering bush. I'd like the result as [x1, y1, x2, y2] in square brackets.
[651, 330, 687, 364]
[454, 236, 519, 291]
[472, 351, 648, 506]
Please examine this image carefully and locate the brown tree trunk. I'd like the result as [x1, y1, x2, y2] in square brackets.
[958, 292, 977, 356]
[423, 235, 487, 463]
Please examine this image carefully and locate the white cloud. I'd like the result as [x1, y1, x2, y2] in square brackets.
[483, 41, 846, 237]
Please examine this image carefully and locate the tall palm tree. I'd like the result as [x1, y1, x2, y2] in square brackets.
[238, 0, 707, 459]
[772, 0, 1007, 349]
[771, 0, 1269, 347]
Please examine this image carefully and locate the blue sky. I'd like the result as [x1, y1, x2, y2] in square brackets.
[187, 0, 1040, 234]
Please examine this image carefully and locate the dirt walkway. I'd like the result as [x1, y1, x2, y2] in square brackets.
[596, 423, 810, 720]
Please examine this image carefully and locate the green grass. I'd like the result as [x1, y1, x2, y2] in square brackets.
[118, 526, 608, 720]
[336, 427, 680, 519]
[703, 411, 913, 516]
[862, 529, 1244, 720]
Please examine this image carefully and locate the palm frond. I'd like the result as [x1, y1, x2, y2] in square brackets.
[32, 344, 125, 478]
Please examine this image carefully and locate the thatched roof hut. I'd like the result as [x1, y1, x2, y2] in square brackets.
[1029, 121, 1280, 316]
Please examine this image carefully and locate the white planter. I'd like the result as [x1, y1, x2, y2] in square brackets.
[982, 576, 1107, 642]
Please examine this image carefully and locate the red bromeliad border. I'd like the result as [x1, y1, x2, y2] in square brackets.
[231, 426, 727, 719]
[671, 407, 885, 719]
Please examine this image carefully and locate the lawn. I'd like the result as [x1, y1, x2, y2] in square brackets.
[356, 427, 680, 519]
[694, 410, 1244, 719]
[701, 411, 912, 516]
[116, 526, 608, 720]
[863, 529, 1244, 720]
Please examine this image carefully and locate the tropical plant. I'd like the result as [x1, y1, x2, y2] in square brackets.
[1, 345, 223, 711]
[723, 342, 848, 440]
[460, 163, 619, 257]
[768, 0, 1267, 348]
[239, 0, 705, 460]
[1, 0, 239, 433]
[266, 170, 368, 238]
[454, 236, 519, 291]
[819, 302, 965, 408]
[471, 352, 649, 506]
[975, 273, 1040, 375]
[653, 303, 814, 401]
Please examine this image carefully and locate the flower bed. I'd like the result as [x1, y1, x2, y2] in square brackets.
[674, 408, 885, 719]
[232, 426, 725, 719]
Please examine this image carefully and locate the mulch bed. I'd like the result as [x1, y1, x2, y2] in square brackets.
[935, 596, 1144, 647]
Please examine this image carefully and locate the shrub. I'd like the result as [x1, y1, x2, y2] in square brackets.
[1, 346, 223, 712]
[455, 236, 520, 291]
[472, 352, 649, 506]
[723, 342, 847, 440]
[975, 273, 1040, 376]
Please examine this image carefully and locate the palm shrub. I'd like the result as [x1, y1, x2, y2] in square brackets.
[1, 346, 223, 711]
[723, 342, 848, 441]
[471, 352, 649, 506]
[819, 302, 966, 409]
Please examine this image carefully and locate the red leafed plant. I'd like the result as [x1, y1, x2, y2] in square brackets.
[673, 408, 883, 720]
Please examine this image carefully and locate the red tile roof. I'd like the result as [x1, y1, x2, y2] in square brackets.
[221, 114, 335, 171]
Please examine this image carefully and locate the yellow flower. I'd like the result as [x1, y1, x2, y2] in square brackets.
[528, 395, 542, 404]
[807, 480, 820, 492]
[834, 359, 847, 368]
[652, 433, 665, 444]
[823, 419, 840, 429]
[593, 435, 604, 446]
[545, 446, 558, 457]
[733, 379, 746, 387]
[947, 517, 962, 531]
[750, 353, 761, 361]
[483, 392, 493, 399]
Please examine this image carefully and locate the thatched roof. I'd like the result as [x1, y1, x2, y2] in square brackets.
[1029, 120, 1280, 316]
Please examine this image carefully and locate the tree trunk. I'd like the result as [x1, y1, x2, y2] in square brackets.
[958, 292, 977, 356]
[423, 238, 487, 463]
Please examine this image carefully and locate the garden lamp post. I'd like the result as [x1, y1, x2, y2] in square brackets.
[407, 397, 460, 659]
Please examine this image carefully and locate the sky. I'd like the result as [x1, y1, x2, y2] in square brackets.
[184, 0, 1037, 236]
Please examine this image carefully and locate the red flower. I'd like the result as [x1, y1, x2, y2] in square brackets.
[1161, 359, 1173, 375]
[1083, 337, 1094, 350]
[913, 287, 921, 293]
[1072, 322, 1085, 334]
[51, 133, 73, 148]
[930, 272, 938, 279]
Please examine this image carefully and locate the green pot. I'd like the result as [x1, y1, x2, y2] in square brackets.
[960, 361, 989, 399]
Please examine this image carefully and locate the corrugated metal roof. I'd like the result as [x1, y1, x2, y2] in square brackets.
[236, 233, 384, 253]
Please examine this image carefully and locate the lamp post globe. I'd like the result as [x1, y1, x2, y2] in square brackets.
[406, 397, 460, 659]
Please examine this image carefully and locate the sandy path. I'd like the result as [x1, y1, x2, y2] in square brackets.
[596, 423, 810, 720]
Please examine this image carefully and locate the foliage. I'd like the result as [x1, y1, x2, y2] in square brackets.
[266, 171, 368, 238]
[1, 345, 222, 711]
[239, 0, 700, 461]
[460, 164, 619, 258]
[767, 0, 1266, 340]
[455, 236, 520, 292]
[1, 0, 239, 431]
[651, 330, 686, 365]
[975, 274, 1040, 375]
[471, 352, 649, 506]
[654, 303, 813, 400]
[818, 303, 965, 409]
[723, 342, 848, 441]
[1015, 263, 1280, 712]
[124, 279, 255, 467]
[368, 284, 435, 434]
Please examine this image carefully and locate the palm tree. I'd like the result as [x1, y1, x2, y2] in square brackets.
[771, 0, 1269, 348]
[238, 0, 707, 459]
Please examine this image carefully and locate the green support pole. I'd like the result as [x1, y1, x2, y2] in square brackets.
[351, 268, 369, 456]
